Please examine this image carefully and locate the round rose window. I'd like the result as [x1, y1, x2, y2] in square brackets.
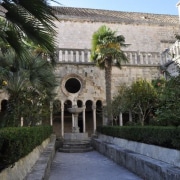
[65, 78, 81, 93]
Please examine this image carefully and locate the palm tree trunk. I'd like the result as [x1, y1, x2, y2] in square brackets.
[105, 58, 113, 125]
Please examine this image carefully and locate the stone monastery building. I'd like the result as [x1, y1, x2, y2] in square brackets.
[51, 6, 180, 137]
[1, 4, 180, 137]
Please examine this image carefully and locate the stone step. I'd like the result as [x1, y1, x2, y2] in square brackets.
[59, 139, 93, 153]
[63, 140, 91, 144]
[63, 144, 91, 148]
[63, 141, 91, 145]
[59, 146, 93, 153]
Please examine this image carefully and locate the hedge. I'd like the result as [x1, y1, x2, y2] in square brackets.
[96, 126, 180, 150]
[0, 125, 52, 171]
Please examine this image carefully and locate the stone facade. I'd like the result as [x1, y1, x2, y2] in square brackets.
[51, 7, 180, 137]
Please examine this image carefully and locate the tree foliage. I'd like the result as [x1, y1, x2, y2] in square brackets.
[155, 75, 180, 126]
[0, 50, 57, 127]
[112, 80, 158, 126]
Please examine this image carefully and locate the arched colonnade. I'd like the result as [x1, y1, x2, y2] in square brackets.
[52, 99, 104, 137]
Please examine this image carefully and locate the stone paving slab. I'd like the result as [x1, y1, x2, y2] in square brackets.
[49, 151, 142, 180]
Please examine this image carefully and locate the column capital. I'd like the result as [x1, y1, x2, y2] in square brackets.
[92, 105, 96, 109]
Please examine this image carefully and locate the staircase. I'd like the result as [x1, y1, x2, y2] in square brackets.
[59, 139, 93, 153]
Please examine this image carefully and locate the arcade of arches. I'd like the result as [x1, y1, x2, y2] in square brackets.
[0, 72, 130, 137]
[53, 99, 103, 137]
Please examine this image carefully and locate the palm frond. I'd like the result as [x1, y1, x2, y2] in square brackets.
[1, 0, 57, 56]
[91, 25, 128, 68]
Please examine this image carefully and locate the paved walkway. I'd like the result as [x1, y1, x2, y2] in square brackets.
[49, 151, 142, 180]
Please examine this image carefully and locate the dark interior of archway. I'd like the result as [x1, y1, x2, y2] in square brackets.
[64, 100, 72, 110]
[1, 99, 8, 112]
[65, 78, 81, 93]
[77, 100, 82, 107]
[86, 100, 92, 112]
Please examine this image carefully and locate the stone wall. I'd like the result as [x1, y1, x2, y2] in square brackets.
[96, 134, 180, 168]
[92, 135, 180, 180]
[54, 63, 160, 102]
[54, 20, 178, 54]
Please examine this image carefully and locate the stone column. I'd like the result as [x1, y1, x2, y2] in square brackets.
[81, 51, 85, 63]
[83, 105, 86, 133]
[92, 105, 96, 133]
[102, 104, 107, 125]
[21, 117, 23, 127]
[59, 50, 62, 62]
[129, 110, 132, 122]
[72, 114, 75, 128]
[72, 113, 80, 133]
[50, 101, 53, 126]
[61, 103, 64, 137]
[119, 112, 123, 126]
[76, 51, 79, 63]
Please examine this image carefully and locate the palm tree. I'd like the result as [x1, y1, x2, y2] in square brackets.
[0, 0, 57, 58]
[91, 25, 128, 125]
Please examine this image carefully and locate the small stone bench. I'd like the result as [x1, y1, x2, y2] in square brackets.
[92, 138, 180, 180]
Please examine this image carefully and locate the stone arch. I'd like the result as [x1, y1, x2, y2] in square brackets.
[53, 99, 61, 114]
[96, 100, 103, 127]
[77, 99, 83, 107]
[64, 99, 72, 110]
[85, 100, 93, 111]
[85, 100, 93, 135]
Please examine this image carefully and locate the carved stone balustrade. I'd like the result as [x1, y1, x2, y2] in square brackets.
[57, 48, 161, 66]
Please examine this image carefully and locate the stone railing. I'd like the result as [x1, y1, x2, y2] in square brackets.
[161, 40, 180, 66]
[57, 48, 161, 66]
[57, 48, 91, 63]
[125, 51, 160, 65]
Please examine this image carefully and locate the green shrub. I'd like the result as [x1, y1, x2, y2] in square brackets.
[97, 126, 180, 150]
[0, 125, 52, 171]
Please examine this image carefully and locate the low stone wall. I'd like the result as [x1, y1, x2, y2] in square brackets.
[92, 134, 180, 180]
[0, 134, 56, 180]
[25, 134, 56, 180]
[98, 134, 180, 168]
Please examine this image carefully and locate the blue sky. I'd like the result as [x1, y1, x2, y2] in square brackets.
[50, 0, 179, 15]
